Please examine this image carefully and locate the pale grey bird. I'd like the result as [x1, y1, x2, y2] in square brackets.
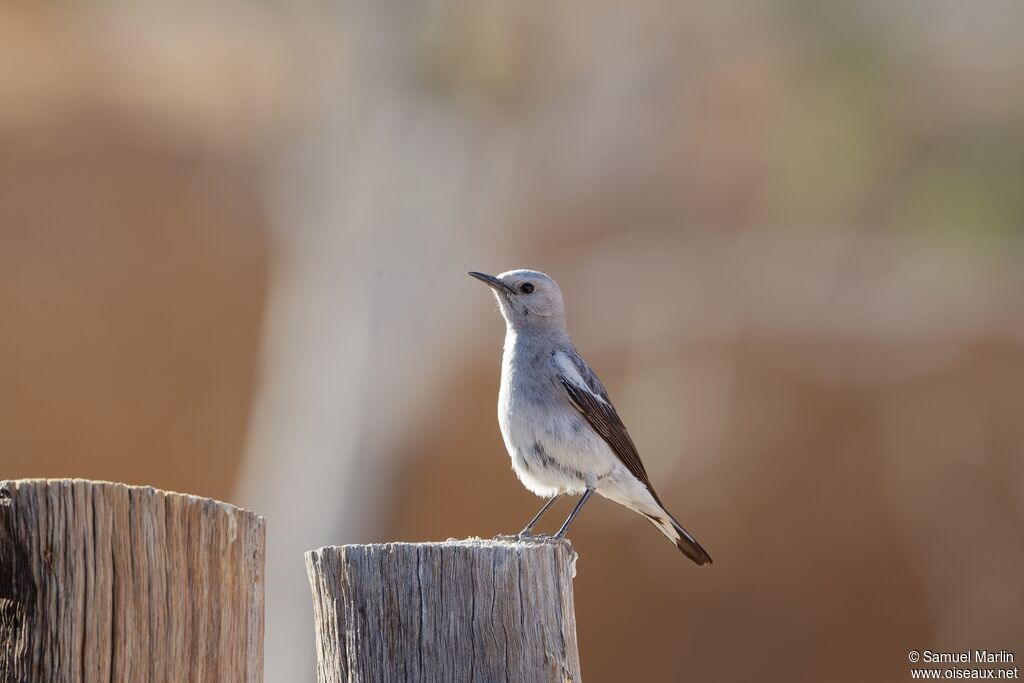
[469, 269, 712, 565]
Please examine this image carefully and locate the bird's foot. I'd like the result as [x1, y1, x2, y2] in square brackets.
[493, 531, 556, 544]
[517, 530, 558, 543]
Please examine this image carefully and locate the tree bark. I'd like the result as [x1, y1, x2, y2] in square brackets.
[0, 479, 265, 683]
[306, 538, 582, 683]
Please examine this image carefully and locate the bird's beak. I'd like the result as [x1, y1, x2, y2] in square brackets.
[468, 271, 515, 295]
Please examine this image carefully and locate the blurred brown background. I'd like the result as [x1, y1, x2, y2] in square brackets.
[2, 2, 1023, 681]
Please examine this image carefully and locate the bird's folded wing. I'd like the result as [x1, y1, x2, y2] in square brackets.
[554, 350, 658, 498]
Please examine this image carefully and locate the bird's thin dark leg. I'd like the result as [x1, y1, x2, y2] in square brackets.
[553, 488, 595, 539]
[519, 494, 561, 538]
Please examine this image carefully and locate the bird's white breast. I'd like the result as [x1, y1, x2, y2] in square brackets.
[497, 331, 620, 497]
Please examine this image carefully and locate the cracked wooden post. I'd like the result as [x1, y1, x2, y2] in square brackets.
[306, 539, 582, 682]
[0, 478, 265, 683]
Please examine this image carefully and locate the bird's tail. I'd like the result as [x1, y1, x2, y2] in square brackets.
[641, 508, 713, 566]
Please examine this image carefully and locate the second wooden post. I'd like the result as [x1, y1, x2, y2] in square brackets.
[0, 478, 265, 683]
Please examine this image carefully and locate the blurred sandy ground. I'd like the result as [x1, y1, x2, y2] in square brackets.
[2, 1, 1023, 681]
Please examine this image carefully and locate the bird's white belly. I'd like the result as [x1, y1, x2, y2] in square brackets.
[498, 392, 620, 497]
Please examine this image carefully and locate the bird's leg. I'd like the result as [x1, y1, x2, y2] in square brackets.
[518, 494, 562, 538]
[553, 488, 595, 539]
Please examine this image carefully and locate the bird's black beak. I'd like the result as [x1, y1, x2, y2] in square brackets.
[468, 271, 515, 295]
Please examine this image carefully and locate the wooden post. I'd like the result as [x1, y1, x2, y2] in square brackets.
[0, 478, 265, 683]
[306, 538, 582, 683]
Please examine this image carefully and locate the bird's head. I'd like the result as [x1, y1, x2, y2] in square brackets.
[468, 269, 566, 331]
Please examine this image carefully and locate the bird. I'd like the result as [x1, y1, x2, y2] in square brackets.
[469, 269, 712, 565]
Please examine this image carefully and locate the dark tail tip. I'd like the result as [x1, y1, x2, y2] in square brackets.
[676, 534, 713, 566]
[643, 512, 713, 566]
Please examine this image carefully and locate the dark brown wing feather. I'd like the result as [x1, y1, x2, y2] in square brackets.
[557, 350, 713, 565]
[556, 351, 662, 503]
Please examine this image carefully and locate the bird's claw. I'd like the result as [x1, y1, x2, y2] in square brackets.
[493, 531, 557, 544]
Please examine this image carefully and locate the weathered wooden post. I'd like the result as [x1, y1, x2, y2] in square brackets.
[0, 478, 265, 683]
[306, 538, 582, 683]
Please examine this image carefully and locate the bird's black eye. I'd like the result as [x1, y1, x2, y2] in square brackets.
[520, 282, 535, 294]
